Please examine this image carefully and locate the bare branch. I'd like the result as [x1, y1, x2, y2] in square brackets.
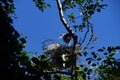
[80, 27, 89, 47]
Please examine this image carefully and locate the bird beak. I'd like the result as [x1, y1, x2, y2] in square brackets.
[58, 34, 65, 39]
[59, 36, 63, 39]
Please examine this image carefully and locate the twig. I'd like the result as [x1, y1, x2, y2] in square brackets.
[82, 22, 94, 51]
[80, 27, 89, 47]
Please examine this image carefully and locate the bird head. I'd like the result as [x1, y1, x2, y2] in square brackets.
[59, 33, 72, 44]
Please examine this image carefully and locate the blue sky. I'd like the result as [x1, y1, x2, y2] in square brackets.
[13, 0, 120, 54]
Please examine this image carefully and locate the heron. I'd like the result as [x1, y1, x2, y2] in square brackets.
[44, 43, 61, 53]
[59, 33, 72, 44]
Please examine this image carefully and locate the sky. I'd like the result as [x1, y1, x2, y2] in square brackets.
[13, 0, 120, 55]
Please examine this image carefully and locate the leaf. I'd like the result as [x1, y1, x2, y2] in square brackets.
[75, 0, 84, 3]
[107, 47, 114, 53]
[98, 49, 104, 52]
[88, 60, 91, 64]
[86, 58, 93, 60]
[91, 52, 95, 55]
[68, 12, 75, 22]
[110, 52, 116, 57]
[93, 54, 97, 58]
[109, 58, 115, 63]
[115, 46, 120, 49]
[82, 73, 86, 80]
[88, 10, 94, 15]
[31, 57, 39, 64]
[80, 65, 84, 67]
[40, 55, 46, 60]
[97, 58, 102, 61]
[33, 0, 51, 12]
[91, 52, 97, 58]
[87, 69, 92, 75]
[97, 8, 101, 12]
[88, 76, 90, 79]
[92, 63, 96, 66]
[84, 67, 88, 72]
[104, 53, 108, 55]
[83, 52, 88, 56]
[20, 38, 26, 43]
[77, 70, 84, 75]
[22, 43, 26, 47]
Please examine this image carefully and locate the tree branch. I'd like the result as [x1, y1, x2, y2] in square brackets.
[80, 27, 89, 47]
[56, 0, 78, 80]
[56, 0, 74, 36]
[56, 0, 78, 52]
[82, 22, 94, 51]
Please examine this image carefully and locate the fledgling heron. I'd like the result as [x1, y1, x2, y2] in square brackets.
[44, 43, 61, 53]
[59, 33, 72, 44]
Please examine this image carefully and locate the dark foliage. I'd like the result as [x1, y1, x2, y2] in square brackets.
[0, 1, 28, 80]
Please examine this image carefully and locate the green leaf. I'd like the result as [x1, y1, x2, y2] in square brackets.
[75, 0, 84, 3]
[77, 70, 84, 75]
[22, 43, 26, 47]
[82, 73, 86, 80]
[110, 52, 116, 57]
[68, 12, 75, 22]
[87, 69, 92, 75]
[84, 67, 88, 72]
[88, 10, 94, 15]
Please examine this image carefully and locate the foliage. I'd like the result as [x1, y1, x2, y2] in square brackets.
[80, 46, 120, 80]
[95, 46, 120, 80]
[0, 0, 120, 80]
[0, 1, 28, 79]
[33, 0, 51, 12]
